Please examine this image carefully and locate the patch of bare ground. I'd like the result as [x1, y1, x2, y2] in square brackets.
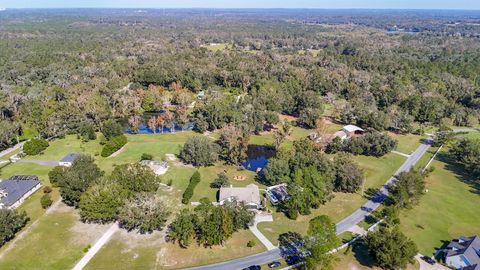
[69, 214, 112, 246]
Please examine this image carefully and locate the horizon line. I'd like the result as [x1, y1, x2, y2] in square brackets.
[2, 7, 480, 11]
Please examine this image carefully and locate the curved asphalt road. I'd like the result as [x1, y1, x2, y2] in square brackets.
[187, 138, 433, 270]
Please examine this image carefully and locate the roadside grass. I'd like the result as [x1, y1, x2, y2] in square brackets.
[85, 229, 265, 270]
[258, 153, 405, 245]
[400, 154, 480, 256]
[0, 148, 22, 160]
[388, 132, 424, 154]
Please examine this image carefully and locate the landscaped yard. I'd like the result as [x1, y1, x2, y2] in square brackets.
[389, 132, 424, 154]
[400, 153, 480, 256]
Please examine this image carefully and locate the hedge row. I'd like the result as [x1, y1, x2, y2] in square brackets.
[182, 171, 201, 204]
[23, 139, 49, 155]
[101, 135, 127, 157]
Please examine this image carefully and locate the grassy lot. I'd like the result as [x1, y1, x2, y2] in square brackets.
[258, 153, 405, 245]
[0, 203, 110, 270]
[400, 152, 480, 256]
[388, 132, 424, 154]
[85, 229, 265, 270]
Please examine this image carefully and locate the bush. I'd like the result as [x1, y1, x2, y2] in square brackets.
[43, 186, 52, 193]
[182, 171, 201, 204]
[141, 153, 153, 161]
[247, 240, 256, 248]
[210, 172, 229, 188]
[101, 135, 127, 157]
[48, 166, 67, 187]
[23, 138, 49, 156]
[40, 194, 53, 209]
[78, 122, 97, 141]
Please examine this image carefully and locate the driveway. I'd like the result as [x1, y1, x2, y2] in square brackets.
[17, 159, 59, 166]
[415, 255, 450, 270]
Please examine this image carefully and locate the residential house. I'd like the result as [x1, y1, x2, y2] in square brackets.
[219, 184, 261, 210]
[444, 235, 480, 270]
[266, 183, 288, 205]
[0, 175, 41, 209]
[333, 125, 365, 141]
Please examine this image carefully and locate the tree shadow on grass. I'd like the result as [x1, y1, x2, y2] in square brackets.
[349, 240, 376, 268]
[436, 152, 480, 196]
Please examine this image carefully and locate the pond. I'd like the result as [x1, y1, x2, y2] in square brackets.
[242, 145, 276, 173]
[124, 112, 194, 134]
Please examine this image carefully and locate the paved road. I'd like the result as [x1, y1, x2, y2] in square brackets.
[187, 138, 433, 270]
[0, 141, 25, 159]
[336, 137, 432, 234]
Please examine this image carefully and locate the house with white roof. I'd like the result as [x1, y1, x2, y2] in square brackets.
[219, 184, 261, 210]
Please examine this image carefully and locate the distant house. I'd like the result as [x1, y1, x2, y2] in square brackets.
[0, 175, 41, 209]
[266, 183, 288, 205]
[342, 125, 364, 137]
[140, 160, 169, 175]
[444, 235, 480, 270]
[197, 91, 205, 99]
[219, 184, 261, 210]
[59, 153, 81, 167]
[333, 125, 364, 140]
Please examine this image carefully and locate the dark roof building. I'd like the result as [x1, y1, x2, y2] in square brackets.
[0, 175, 41, 209]
[59, 153, 81, 167]
[445, 236, 480, 270]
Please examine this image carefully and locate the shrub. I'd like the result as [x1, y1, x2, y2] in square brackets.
[182, 171, 201, 204]
[40, 194, 53, 209]
[247, 240, 256, 248]
[48, 166, 67, 187]
[23, 138, 49, 156]
[101, 135, 127, 157]
[78, 122, 97, 141]
[43, 186, 52, 193]
[83, 244, 91, 253]
[141, 153, 153, 161]
[210, 172, 229, 188]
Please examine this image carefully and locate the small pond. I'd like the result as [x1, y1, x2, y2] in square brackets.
[124, 112, 194, 134]
[242, 145, 276, 172]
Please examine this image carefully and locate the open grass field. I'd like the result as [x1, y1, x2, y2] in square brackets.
[389, 132, 424, 154]
[400, 151, 480, 256]
[202, 43, 232, 52]
[85, 229, 265, 270]
[0, 203, 111, 270]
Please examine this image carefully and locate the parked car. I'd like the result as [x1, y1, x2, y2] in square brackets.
[242, 265, 261, 270]
[421, 256, 436, 265]
[268, 261, 281, 268]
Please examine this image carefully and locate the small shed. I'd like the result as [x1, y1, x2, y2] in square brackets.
[59, 153, 81, 167]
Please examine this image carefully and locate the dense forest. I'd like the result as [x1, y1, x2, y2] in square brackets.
[0, 9, 479, 150]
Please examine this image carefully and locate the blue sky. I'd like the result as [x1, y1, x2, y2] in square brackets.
[2, 0, 480, 10]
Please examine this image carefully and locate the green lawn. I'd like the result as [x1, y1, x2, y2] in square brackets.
[0, 205, 109, 270]
[389, 132, 424, 154]
[400, 153, 480, 256]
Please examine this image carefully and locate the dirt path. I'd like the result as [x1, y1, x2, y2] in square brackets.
[108, 143, 129, 158]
